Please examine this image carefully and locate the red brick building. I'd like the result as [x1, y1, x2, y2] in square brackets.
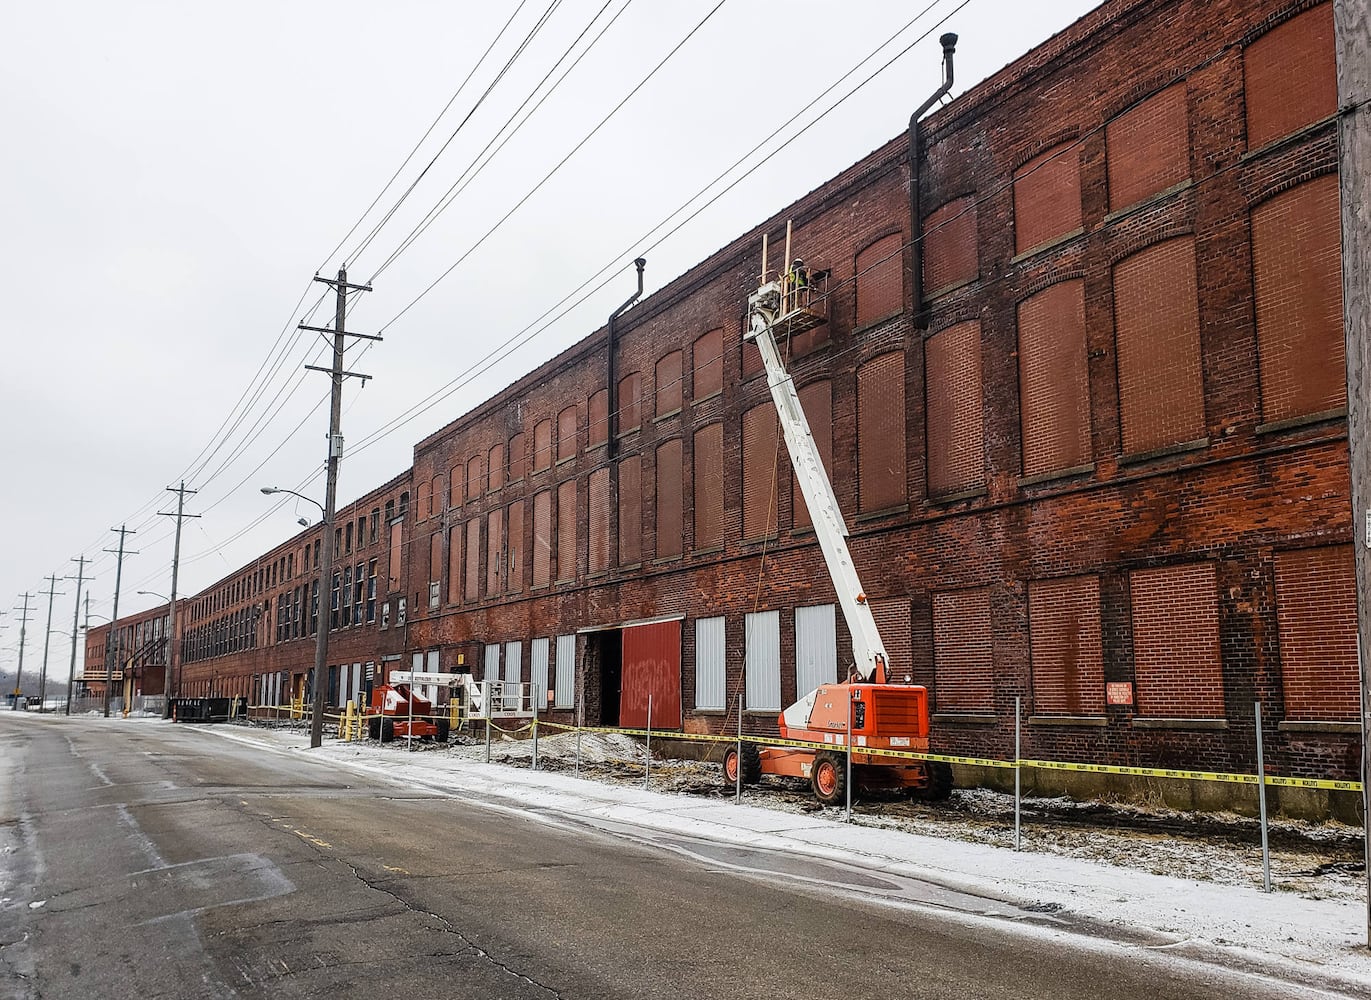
[91, 0, 1356, 806]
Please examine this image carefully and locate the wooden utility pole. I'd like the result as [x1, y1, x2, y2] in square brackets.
[37, 574, 64, 710]
[1334, 0, 1370, 951]
[159, 483, 198, 717]
[11, 593, 32, 709]
[301, 266, 376, 748]
[64, 556, 90, 716]
[102, 526, 137, 718]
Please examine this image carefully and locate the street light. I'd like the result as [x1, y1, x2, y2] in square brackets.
[261, 485, 329, 748]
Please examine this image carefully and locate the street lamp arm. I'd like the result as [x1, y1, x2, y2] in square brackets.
[260, 486, 325, 517]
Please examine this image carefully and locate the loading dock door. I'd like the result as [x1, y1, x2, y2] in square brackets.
[620, 620, 682, 730]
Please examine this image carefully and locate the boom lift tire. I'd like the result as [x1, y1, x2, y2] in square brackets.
[380, 718, 395, 744]
[908, 761, 954, 802]
[367, 716, 381, 741]
[435, 716, 451, 742]
[810, 751, 848, 806]
[723, 743, 762, 786]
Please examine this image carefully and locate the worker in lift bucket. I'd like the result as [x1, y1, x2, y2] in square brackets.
[788, 258, 808, 311]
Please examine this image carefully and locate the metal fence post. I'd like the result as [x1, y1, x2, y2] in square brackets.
[1014, 695, 1022, 852]
[575, 687, 583, 778]
[735, 694, 743, 804]
[531, 684, 540, 772]
[484, 680, 492, 764]
[1256, 700, 1271, 892]
[644, 694, 652, 788]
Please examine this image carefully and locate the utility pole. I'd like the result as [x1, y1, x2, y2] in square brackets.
[65, 556, 90, 716]
[300, 266, 376, 748]
[11, 594, 32, 709]
[1334, 0, 1370, 951]
[37, 574, 64, 711]
[159, 482, 199, 717]
[102, 526, 137, 719]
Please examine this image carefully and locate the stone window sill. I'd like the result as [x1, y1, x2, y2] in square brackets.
[1256, 407, 1346, 436]
[1101, 179, 1193, 226]
[1018, 463, 1095, 488]
[1277, 720, 1361, 734]
[1131, 717, 1227, 730]
[1028, 715, 1108, 727]
[933, 712, 996, 726]
[1119, 437, 1208, 466]
[1010, 227, 1084, 265]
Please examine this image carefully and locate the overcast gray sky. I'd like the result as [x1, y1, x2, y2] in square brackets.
[1, 0, 1099, 674]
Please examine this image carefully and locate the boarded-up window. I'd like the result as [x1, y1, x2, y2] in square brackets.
[871, 598, 912, 684]
[1275, 545, 1358, 721]
[1113, 237, 1205, 455]
[1014, 142, 1082, 255]
[532, 491, 552, 587]
[554, 633, 575, 709]
[533, 419, 553, 471]
[417, 480, 430, 521]
[619, 455, 642, 566]
[856, 233, 903, 328]
[387, 521, 402, 593]
[485, 508, 503, 595]
[932, 588, 993, 711]
[556, 479, 576, 582]
[507, 500, 523, 593]
[487, 443, 505, 491]
[926, 321, 984, 496]
[695, 616, 726, 711]
[1028, 576, 1104, 715]
[446, 525, 461, 604]
[429, 531, 442, 583]
[857, 352, 906, 512]
[1107, 84, 1189, 211]
[466, 455, 483, 500]
[742, 404, 779, 540]
[1244, 3, 1336, 150]
[1018, 281, 1091, 477]
[531, 637, 550, 705]
[508, 433, 525, 481]
[1251, 176, 1345, 423]
[449, 465, 464, 509]
[588, 389, 609, 446]
[618, 373, 641, 434]
[1130, 563, 1223, 718]
[431, 475, 445, 516]
[656, 439, 683, 559]
[464, 519, 481, 602]
[694, 423, 724, 550]
[793, 381, 833, 529]
[656, 350, 683, 417]
[795, 604, 837, 695]
[745, 610, 781, 711]
[557, 405, 578, 461]
[923, 196, 978, 294]
[588, 467, 611, 573]
[693, 329, 723, 400]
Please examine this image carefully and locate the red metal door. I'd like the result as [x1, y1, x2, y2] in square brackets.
[619, 620, 682, 730]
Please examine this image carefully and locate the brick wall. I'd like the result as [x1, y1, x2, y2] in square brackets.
[131, 0, 1358, 791]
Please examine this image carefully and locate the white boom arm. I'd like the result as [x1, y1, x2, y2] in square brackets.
[745, 281, 891, 683]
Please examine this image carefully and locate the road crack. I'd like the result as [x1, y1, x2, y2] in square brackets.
[340, 857, 565, 999]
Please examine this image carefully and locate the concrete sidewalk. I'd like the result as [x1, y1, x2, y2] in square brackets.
[190, 720, 1371, 993]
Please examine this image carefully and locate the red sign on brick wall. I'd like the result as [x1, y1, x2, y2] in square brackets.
[1106, 682, 1134, 706]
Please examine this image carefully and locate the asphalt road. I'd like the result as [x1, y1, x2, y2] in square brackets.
[0, 715, 1346, 999]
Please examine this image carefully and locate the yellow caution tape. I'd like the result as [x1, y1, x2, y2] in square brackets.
[526, 721, 1362, 790]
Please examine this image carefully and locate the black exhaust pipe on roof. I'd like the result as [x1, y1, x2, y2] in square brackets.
[607, 257, 645, 461]
[909, 32, 957, 330]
